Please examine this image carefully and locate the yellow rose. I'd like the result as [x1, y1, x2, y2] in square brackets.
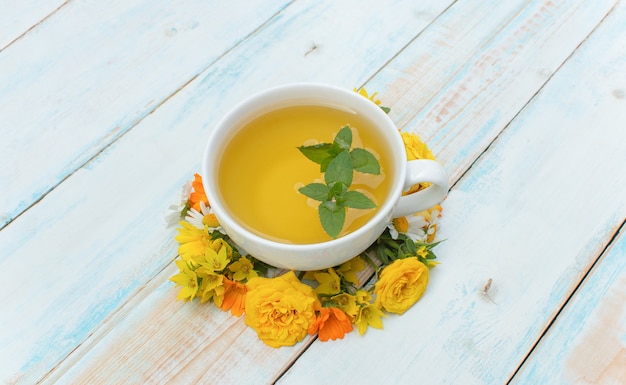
[374, 257, 429, 315]
[244, 271, 320, 348]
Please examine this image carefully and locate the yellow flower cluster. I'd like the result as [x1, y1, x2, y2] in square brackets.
[169, 89, 446, 348]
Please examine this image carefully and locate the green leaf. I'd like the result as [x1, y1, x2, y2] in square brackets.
[333, 126, 352, 151]
[380, 106, 391, 114]
[320, 155, 334, 172]
[319, 201, 346, 238]
[297, 143, 334, 164]
[324, 150, 353, 186]
[342, 190, 376, 209]
[328, 181, 347, 200]
[350, 148, 380, 175]
[299, 183, 329, 201]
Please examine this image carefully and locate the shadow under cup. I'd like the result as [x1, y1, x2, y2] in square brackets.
[202, 84, 411, 271]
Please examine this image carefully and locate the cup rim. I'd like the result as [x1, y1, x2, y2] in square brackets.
[201, 82, 407, 256]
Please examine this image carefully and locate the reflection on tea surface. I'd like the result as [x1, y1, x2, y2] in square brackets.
[218, 105, 393, 244]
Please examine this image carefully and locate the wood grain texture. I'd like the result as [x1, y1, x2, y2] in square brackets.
[0, 0, 292, 229]
[0, 0, 455, 383]
[0, 0, 68, 49]
[511, 228, 626, 385]
[367, 0, 620, 184]
[278, 0, 626, 383]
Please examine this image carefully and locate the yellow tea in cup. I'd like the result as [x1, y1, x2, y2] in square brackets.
[217, 104, 393, 244]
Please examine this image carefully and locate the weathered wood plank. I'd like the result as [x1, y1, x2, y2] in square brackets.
[511, 226, 625, 385]
[279, 1, 626, 383]
[368, 0, 620, 184]
[0, 0, 291, 228]
[0, 0, 68, 49]
[0, 0, 455, 383]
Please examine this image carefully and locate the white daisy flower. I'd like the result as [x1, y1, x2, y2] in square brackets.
[184, 201, 226, 234]
[164, 181, 192, 227]
[387, 214, 428, 241]
[425, 208, 441, 242]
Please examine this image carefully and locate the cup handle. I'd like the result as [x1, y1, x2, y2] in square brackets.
[393, 159, 449, 218]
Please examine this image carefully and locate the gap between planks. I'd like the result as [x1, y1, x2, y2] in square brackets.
[0, 0, 71, 52]
[506, 219, 626, 384]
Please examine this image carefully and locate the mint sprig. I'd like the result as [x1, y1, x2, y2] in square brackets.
[298, 126, 380, 238]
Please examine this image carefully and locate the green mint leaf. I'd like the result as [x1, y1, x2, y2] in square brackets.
[328, 181, 348, 202]
[299, 183, 330, 201]
[320, 155, 334, 172]
[380, 106, 391, 114]
[319, 201, 345, 238]
[350, 148, 380, 175]
[324, 150, 353, 186]
[333, 126, 352, 151]
[343, 190, 376, 209]
[297, 143, 334, 164]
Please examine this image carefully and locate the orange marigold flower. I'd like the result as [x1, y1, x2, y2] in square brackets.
[220, 278, 247, 317]
[308, 307, 353, 342]
[189, 173, 209, 211]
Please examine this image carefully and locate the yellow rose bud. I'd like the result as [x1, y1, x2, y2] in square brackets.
[244, 271, 320, 348]
[374, 257, 429, 315]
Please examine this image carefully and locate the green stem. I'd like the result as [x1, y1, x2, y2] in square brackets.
[361, 253, 379, 271]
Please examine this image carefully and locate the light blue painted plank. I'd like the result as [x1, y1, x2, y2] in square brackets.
[0, 0, 291, 229]
[0, 0, 68, 49]
[512, 227, 625, 384]
[367, 0, 620, 183]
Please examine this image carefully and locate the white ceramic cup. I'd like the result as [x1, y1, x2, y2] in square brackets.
[202, 83, 449, 271]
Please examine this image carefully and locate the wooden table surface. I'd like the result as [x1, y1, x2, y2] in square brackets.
[1, 0, 625, 384]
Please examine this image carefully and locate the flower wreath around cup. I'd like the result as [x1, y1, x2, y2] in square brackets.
[167, 88, 446, 348]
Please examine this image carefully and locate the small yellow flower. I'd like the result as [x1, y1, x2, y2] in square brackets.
[208, 238, 233, 259]
[169, 259, 199, 302]
[229, 257, 258, 282]
[197, 246, 231, 273]
[356, 304, 386, 335]
[314, 268, 341, 295]
[198, 272, 226, 305]
[330, 293, 359, 320]
[335, 257, 365, 286]
[355, 289, 372, 305]
[374, 257, 429, 315]
[425, 260, 440, 269]
[175, 221, 211, 261]
[417, 246, 428, 258]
